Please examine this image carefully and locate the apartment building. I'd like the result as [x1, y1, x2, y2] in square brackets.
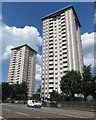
[7, 44, 37, 97]
[41, 5, 83, 99]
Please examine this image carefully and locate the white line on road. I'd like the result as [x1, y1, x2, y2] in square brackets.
[14, 111, 30, 117]
[3, 109, 11, 112]
[36, 116, 40, 118]
[0, 116, 3, 119]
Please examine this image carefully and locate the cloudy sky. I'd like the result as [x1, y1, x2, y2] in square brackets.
[1, 2, 95, 92]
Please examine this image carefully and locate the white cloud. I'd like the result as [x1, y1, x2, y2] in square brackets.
[1, 25, 42, 62]
[36, 54, 42, 65]
[0, 45, 14, 62]
[1, 24, 42, 85]
[36, 73, 41, 80]
[36, 64, 41, 81]
[81, 32, 94, 67]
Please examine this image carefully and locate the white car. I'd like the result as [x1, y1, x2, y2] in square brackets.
[27, 100, 42, 108]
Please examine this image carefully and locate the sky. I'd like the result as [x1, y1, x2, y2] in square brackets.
[1, 2, 95, 92]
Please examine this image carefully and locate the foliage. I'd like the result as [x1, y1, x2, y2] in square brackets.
[50, 90, 61, 102]
[81, 65, 96, 101]
[60, 70, 81, 99]
[2, 81, 28, 101]
[36, 86, 41, 94]
[30, 86, 41, 101]
[31, 94, 40, 101]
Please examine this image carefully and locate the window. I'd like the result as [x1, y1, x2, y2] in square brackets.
[55, 82, 58, 84]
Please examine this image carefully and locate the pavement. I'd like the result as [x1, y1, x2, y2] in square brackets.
[1, 103, 95, 120]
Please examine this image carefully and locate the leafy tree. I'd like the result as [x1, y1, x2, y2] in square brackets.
[31, 94, 40, 101]
[30, 86, 41, 101]
[2, 81, 28, 101]
[81, 65, 93, 101]
[89, 76, 96, 100]
[2, 82, 11, 101]
[36, 86, 41, 94]
[50, 90, 61, 102]
[60, 70, 81, 99]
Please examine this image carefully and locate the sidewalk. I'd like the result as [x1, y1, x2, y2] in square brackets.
[34, 107, 95, 119]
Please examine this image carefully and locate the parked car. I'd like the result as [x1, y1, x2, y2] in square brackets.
[27, 100, 42, 108]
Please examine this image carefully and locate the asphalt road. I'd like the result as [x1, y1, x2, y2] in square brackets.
[2, 103, 94, 120]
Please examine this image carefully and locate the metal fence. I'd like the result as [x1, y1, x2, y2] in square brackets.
[42, 101, 95, 111]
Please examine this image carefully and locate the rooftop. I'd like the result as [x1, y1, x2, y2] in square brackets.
[11, 44, 38, 53]
[41, 4, 81, 27]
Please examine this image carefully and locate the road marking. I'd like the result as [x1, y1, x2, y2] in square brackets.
[0, 116, 3, 119]
[14, 111, 30, 116]
[3, 109, 11, 112]
[36, 116, 40, 118]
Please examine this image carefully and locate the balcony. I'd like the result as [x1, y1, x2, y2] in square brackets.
[49, 35, 53, 39]
[49, 22, 53, 26]
[63, 63, 68, 66]
[49, 70, 54, 73]
[61, 13, 65, 16]
[49, 74, 54, 78]
[49, 30, 53, 34]
[49, 46, 53, 50]
[62, 41, 66, 45]
[49, 61, 53, 64]
[49, 43, 53, 46]
[61, 16, 65, 20]
[62, 29, 66, 34]
[49, 25, 53, 28]
[49, 27, 53, 31]
[49, 48, 53, 52]
[49, 84, 54, 87]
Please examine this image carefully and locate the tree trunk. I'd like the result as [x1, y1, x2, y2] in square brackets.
[84, 95, 87, 102]
[72, 93, 74, 98]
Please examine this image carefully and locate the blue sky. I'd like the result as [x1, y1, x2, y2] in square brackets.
[1, 2, 95, 91]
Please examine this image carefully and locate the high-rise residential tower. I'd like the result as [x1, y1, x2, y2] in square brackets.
[41, 5, 83, 99]
[7, 44, 37, 97]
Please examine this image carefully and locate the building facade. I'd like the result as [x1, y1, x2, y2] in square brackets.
[7, 44, 37, 97]
[41, 5, 83, 99]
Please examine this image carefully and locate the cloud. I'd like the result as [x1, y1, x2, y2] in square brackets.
[1, 25, 42, 90]
[81, 32, 94, 67]
[0, 45, 14, 62]
[36, 64, 41, 81]
[36, 54, 42, 65]
[1, 25, 42, 59]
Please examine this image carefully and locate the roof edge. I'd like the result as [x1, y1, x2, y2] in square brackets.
[11, 44, 38, 53]
[41, 4, 81, 27]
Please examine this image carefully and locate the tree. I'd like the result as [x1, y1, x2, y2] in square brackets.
[36, 86, 41, 94]
[50, 90, 61, 102]
[2, 81, 28, 101]
[81, 65, 93, 101]
[89, 76, 96, 100]
[60, 70, 81, 99]
[2, 82, 11, 101]
[31, 94, 40, 101]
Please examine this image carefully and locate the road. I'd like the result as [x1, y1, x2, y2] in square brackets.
[2, 103, 95, 120]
